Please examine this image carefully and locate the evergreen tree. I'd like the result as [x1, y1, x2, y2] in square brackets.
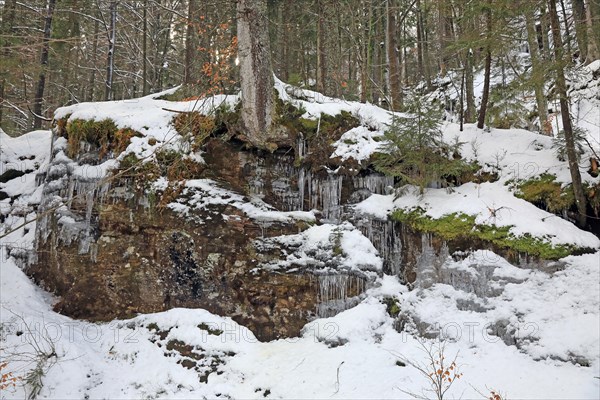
[374, 95, 460, 194]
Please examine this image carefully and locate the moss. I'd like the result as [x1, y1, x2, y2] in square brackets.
[392, 208, 475, 240]
[65, 118, 117, 158]
[63, 118, 141, 159]
[154, 149, 204, 181]
[391, 208, 576, 260]
[382, 297, 401, 318]
[516, 174, 575, 213]
[119, 153, 141, 170]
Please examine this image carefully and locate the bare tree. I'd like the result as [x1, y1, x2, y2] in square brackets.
[32, 0, 57, 129]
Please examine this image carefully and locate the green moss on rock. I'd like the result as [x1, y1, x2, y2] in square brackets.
[515, 173, 575, 213]
[57, 118, 141, 159]
[391, 208, 576, 260]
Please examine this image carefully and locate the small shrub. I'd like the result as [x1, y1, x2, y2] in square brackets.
[552, 126, 587, 162]
[398, 340, 462, 400]
[374, 95, 471, 193]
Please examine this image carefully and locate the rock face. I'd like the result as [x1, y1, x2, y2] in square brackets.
[30, 134, 387, 341]
[28, 128, 553, 341]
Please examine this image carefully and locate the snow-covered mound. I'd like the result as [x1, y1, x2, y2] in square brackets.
[1, 246, 598, 399]
[357, 182, 600, 250]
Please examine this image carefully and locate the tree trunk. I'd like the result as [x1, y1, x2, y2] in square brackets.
[559, 0, 573, 59]
[372, 3, 383, 104]
[477, 7, 492, 130]
[184, 0, 197, 85]
[33, 0, 57, 129]
[539, 6, 551, 59]
[142, 0, 148, 95]
[525, 8, 550, 134]
[548, 0, 587, 227]
[573, 0, 588, 62]
[437, 0, 451, 77]
[0, 0, 18, 128]
[105, 1, 117, 101]
[237, 0, 275, 148]
[585, 0, 600, 61]
[359, 1, 372, 103]
[416, 0, 424, 81]
[465, 49, 475, 123]
[386, 0, 402, 111]
[421, 0, 432, 89]
[316, 0, 327, 93]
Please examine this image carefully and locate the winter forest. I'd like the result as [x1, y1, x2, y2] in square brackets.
[1, 0, 600, 399]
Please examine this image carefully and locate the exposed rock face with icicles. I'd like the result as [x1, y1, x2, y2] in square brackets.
[21, 83, 591, 343]
[28, 128, 391, 340]
[26, 118, 559, 341]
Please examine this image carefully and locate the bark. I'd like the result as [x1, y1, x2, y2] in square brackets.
[465, 49, 475, 123]
[105, 1, 117, 101]
[525, 8, 550, 134]
[437, 0, 451, 77]
[184, 0, 197, 84]
[573, 0, 588, 61]
[548, 0, 587, 227]
[477, 7, 492, 130]
[359, 1, 372, 103]
[372, 3, 383, 104]
[33, 0, 57, 129]
[585, 0, 600, 61]
[559, 0, 573, 59]
[416, 0, 424, 80]
[237, 0, 275, 147]
[316, 0, 327, 93]
[88, 18, 100, 102]
[386, 0, 402, 111]
[421, 0, 432, 89]
[142, 0, 148, 95]
[0, 0, 18, 128]
[539, 6, 551, 59]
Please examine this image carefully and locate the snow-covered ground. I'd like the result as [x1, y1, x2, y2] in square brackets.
[1, 65, 600, 398]
[1, 246, 598, 399]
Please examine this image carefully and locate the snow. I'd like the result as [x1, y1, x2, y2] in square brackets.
[1, 246, 598, 399]
[1, 70, 599, 399]
[357, 182, 599, 249]
[331, 126, 384, 162]
[53, 89, 238, 160]
[170, 178, 316, 223]
[258, 222, 382, 274]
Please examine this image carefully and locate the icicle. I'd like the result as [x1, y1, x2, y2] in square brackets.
[298, 167, 305, 211]
[315, 274, 367, 318]
[354, 215, 403, 276]
[353, 174, 394, 195]
[310, 175, 343, 222]
[66, 178, 75, 209]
